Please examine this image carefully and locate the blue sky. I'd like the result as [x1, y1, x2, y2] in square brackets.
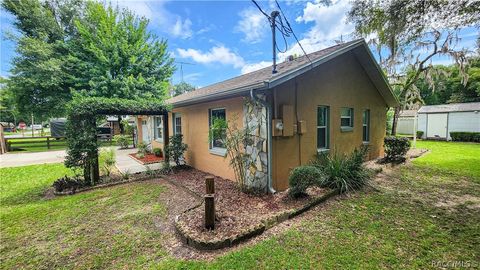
[1, 0, 478, 88]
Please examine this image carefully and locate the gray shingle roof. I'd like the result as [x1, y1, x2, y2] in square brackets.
[167, 39, 398, 107]
[399, 110, 418, 117]
[418, 102, 480, 113]
[167, 40, 362, 105]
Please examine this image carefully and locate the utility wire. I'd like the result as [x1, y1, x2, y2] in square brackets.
[251, 0, 270, 18]
[251, 0, 312, 64]
[251, 0, 288, 53]
[274, 0, 312, 64]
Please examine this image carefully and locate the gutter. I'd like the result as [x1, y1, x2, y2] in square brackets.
[250, 88, 276, 194]
[169, 82, 268, 108]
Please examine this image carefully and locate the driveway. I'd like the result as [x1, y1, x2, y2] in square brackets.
[0, 150, 66, 168]
[0, 147, 162, 173]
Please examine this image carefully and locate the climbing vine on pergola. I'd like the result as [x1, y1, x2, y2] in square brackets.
[65, 96, 170, 185]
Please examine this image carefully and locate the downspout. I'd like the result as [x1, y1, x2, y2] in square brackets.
[250, 88, 276, 194]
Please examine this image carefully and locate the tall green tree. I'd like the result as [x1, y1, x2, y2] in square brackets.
[3, 0, 175, 127]
[171, 81, 196, 97]
[2, 0, 84, 120]
[69, 2, 175, 100]
[348, 0, 480, 134]
[416, 57, 480, 105]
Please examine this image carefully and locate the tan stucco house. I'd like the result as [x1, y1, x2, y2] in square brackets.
[135, 39, 398, 192]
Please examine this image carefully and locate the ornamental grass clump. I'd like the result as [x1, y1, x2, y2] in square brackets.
[313, 146, 371, 194]
[288, 165, 325, 198]
[99, 148, 116, 177]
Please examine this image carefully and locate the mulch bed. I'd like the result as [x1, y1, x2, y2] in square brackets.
[169, 167, 330, 244]
[129, 153, 164, 164]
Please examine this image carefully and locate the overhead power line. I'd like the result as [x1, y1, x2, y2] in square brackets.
[274, 0, 312, 64]
[250, 0, 312, 65]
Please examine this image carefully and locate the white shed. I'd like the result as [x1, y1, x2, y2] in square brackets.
[417, 102, 480, 140]
[397, 110, 418, 135]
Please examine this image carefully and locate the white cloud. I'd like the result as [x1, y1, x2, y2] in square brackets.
[235, 8, 269, 44]
[279, 0, 353, 60]
[241, 61, 271, 74]
[171, 17, 193, 39]
[115, 0, 193, 39]
[183, 72, 202, 82]
[177, 46, 245, 68]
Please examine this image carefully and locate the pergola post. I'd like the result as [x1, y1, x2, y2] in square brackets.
[163, 111, 169, 160]
[90, 117, 100, 185]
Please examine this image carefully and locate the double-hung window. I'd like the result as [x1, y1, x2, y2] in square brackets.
[340, 107, 354, 131]
[317, 106, 330, 150]
[154, 116, 163, 142]
[209, 108, 226, 151]
[362, 109, 370, 143]
[173, 113, 182, 135]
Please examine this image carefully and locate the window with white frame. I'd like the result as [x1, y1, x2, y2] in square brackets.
[363, 109, 370, 142]
[340, 107, 354, 130]
[209, 108, 226, 149]
[317, 106, 330, 150]
[173, 113, 182, 135]
[154, 116, 163, 142]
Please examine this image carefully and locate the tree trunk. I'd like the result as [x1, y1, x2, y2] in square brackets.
[391, 106, 400, 136]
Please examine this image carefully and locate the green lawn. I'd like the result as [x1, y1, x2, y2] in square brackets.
[1, 141, 479, 269]
[413, 140, 480, 181]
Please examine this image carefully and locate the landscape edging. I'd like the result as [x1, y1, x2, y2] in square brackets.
[174, 189, 339, 250]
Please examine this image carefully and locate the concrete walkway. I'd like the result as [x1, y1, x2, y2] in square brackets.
[114, 148, 162, 174]
[0, 147, 162, 173]
[0, 150, 66, 168]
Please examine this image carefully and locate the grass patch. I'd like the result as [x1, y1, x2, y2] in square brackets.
[1, 141, 479, 269]
[0, 163, 168, 269]
[413, 140, 480, 181]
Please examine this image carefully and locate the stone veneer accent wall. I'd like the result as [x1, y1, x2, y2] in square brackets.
[243, 96, 268, 192]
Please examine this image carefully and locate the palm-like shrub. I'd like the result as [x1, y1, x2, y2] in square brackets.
[99, 148, 116, 176]
[313, 146, 371, 193]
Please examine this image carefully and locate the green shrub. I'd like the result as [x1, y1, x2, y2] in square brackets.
[153, 148, 163, 157]
[288, 165, 324, 198]
[384, 136, 410, 161]
[99, 148, 116, 176]
[113, 134, 130, 149]
[52, 176, 85, 192]
[121, 119, 134, 135]
[137, 142, 149, 155]
[416, 130, 424, 139]
[314, 146, 371, 193]
[165, 134, 188, 166]
[450, 132, 480, 142]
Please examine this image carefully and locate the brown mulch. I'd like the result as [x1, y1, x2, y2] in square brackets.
[168, 167, 329, 243]
[129, 153, 164, 164]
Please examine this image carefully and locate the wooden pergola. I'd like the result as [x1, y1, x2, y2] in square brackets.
[65, 97, 170, 185]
